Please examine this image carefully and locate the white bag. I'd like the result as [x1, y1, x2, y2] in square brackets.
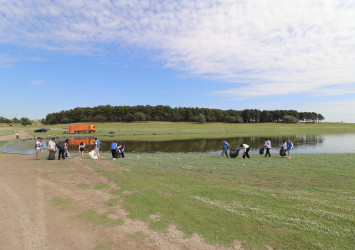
[89, 150, 98, 160]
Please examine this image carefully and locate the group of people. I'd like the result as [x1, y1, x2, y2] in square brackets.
[48, 138, 71, 160]
[220, 138, 294, 159]
[221, 140, 251, 159]
[34, 137, 71, 160]
[34, 137, 125, 160]
[110, 141, 125, 160]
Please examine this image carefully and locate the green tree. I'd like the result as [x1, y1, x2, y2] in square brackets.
[193, 113, 206, 123]
[134, 112, 146, 122]
[20, 117, 32, 126]
[283, 115, 298, 123]
[224, 116, 236, 123]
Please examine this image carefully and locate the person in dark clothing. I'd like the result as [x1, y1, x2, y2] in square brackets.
[56, 143, 65, 160]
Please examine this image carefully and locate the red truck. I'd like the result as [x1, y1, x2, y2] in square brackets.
[64, 125, 96, 134]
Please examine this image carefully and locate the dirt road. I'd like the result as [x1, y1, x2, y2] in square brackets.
[0, 153, 236, 250]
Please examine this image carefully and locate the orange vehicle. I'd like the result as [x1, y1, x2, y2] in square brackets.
[64, 125, 96, 134]
[68, 137, 96, 145]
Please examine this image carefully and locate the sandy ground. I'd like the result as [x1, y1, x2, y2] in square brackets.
[0, 135, 241, 250]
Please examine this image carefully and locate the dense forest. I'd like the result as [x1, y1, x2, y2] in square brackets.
[43, 105, 325, 124]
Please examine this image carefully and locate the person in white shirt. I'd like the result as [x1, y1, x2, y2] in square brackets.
[264, 138, 271, 157]
[239, 144, 250, 159]
[48, 138, 56, 160]
[35, 137, 43, 160]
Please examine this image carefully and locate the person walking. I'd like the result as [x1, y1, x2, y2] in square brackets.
[48, 137, 56, 160]
[35, 137, 43, 160]
[118, 144, 125, 158]
[286, 138, 294, 158]
[16, 131, 19, 139]
[78, 142, 86, 157]
[64, 139, 71, 158]
[56, 143, 66, 160]
[264, 138, 271, 157]
[94, 138, 103, 158]
[280, 139, 287, 158]
[111, 141, 118, 160]
[220, 139, 231, 158]
[239, 144, 250, 159]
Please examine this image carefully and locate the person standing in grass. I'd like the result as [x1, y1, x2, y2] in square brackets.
[94, 138, 103, 158]
[264, 138, 271, 157]
[64, 139, 71, 158]
[286, 138, 294, 158]
[78, 142, 86, 157]
[111, 141, 118, 160]
[48, 137, 56, 160]
[280, 139, 287, 158]
[220, 139, 231, 158]
[35, 137, 43, 160]
[239, 144, 250, 159]
[16, 131, 19, 139]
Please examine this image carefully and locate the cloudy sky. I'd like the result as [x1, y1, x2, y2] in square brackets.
[1, 0, 354, 122]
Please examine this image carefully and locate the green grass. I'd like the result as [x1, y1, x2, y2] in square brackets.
[129, 231, 147, 242]
[0, 126, 18, 137]
[94, 183, 110, 190]
[77, 183, 90, 189]
[96, 152, 355, 249]
[76, 209, 124, 227]
[104, 198, 120, 207]
[94, 241, 113, 250]
[50, 197, 74, 211]
[94, 240, 113, 250]
[10, 122, 355, 141]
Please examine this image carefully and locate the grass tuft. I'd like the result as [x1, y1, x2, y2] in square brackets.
[76, 209, 124, 227]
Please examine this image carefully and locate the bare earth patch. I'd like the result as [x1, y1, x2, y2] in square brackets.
[0, 153, 242, 249]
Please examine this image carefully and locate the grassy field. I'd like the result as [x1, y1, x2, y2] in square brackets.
[11, 122, 355, 141]
[0, 125, 18, 137]
[91, 152, 355, 249]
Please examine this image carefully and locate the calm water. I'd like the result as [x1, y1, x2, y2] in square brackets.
[2, 134, 355, 155]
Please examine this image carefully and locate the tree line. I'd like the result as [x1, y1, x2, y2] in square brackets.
[0, 116, 32, 126]
[43, 105, 325, 124]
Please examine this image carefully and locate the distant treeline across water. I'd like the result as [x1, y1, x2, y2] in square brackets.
[43, 105, 324, 124]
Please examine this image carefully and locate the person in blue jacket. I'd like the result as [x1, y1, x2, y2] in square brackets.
[286, 138, 294, 158]
[220, 139, 231, 158]
[94, 138, 103, 158]
[111, 141, 118, 160]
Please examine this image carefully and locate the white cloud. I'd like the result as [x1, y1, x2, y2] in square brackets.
[0, 0, 354, 98]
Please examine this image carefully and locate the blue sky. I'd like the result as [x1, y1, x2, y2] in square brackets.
[1, 0, 354, 122]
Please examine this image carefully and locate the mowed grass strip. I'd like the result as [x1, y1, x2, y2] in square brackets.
[97, 153, 355, 249]
[17, 122, 355, 141]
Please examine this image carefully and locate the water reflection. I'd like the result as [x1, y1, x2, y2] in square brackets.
[1, 134, 355, 155]
[65, 134, 353, 154]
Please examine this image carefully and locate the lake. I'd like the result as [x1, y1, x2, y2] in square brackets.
[1, 134, 355, 155]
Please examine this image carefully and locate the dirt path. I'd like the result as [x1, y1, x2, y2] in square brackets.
[0, 128, 31, 142]
[0, 153, 239, 250]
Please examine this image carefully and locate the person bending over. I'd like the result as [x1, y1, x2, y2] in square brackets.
[239, 144, 250, 159]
